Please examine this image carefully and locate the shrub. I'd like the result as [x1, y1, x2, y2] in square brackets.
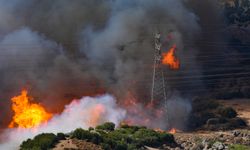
[120, 124, 146, 134]
[229, 118, 247, 128]
[115, 141, 127, 150]
[56, 133, 66, 141]
[20, 133, 58, 150]
[20, 123, 177, 150]
[96, 122, 115, 131]
[229, 144, 250, 150]
[71, 128, 103, 144]
[72, 128, 92, 140]
[89, 127, 94, 131]
[132, 128, 174, 147]
[217, 107, 237, 118]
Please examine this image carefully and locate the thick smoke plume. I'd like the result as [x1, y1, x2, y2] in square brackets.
[0, 0, 226, 141]
[0, 0, 204, 129]
[0, 94, 126, 149]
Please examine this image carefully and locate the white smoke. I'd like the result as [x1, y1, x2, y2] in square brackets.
[167, 94, 192, 130]
[0, 94, 126, 150]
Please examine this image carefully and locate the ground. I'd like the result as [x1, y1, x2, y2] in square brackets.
[169, 129, 250, 150]
[53, 138, 102, 150]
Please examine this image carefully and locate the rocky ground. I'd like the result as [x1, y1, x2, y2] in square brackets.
[162, 129, 250, 150]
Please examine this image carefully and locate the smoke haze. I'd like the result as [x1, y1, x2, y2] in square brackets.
[0, 0, 206, 128]
[0, 0, 232, 144]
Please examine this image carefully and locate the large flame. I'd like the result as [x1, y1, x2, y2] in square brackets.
[162, 44, 180, 70]
[8, 90, 52, 129]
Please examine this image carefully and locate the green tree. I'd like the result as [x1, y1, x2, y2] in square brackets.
[20, 133, 58, 150]
[96, 122, 115, 131]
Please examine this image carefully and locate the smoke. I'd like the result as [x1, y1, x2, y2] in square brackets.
[167, 94, 192, 130]
[0, 94, 126, 150]
[80, 0, 201, 99]
[0, 0, 203, 129]
[78, 0, 200, 130]
[0, 0, 230, 136]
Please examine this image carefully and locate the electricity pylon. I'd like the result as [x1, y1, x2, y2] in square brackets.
[151, 32, 167, 108]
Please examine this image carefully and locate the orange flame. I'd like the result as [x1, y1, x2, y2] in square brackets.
[162, 44, 180, 70]
[8, 90, 52, 128]
[169, 128, 177, 134]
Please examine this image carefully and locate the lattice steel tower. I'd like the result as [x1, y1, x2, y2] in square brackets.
[151, 32, 167, 108]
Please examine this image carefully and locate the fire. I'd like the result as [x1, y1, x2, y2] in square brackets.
[169, 128, 177, 134]
[162, 44, 180, 70]
[8, 90, 52, 128]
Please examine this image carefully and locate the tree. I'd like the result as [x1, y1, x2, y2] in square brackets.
[95, 122, 115, 131]
[20, 133, 58, 150]
[71, 128, 103, 144]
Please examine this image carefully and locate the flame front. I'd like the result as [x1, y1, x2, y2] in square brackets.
[169, 128, 177, 134]
[8, 90, 52, 128]
[162, 44, 180, 70]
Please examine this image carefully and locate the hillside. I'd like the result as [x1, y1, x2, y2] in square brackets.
[20, 123, 176, 150]
[18, 99, 250, 150]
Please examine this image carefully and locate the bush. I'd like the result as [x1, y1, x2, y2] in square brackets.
[115, 141, 127, 150]
[98, 124, 175, 149]
[120, 124, 146, 134]
[217, 107, 237, 118]
[20, 123, 177, 150]
[96, 122, 115, 131]
[72, 128, 92, 140]
[205, 117, 247, 131]
[229, 118, 247, 128]
[56, 133, 66, 141]
[20, 133, 58, 150]
[229, 144, 250, 150]
[89, 127, 94, 131]
[71, 128, 103, 144]
[132, 128, 174, 147]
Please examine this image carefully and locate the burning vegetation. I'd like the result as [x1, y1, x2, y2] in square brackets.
[8, 90, 52, 129]
[0, 0, 250, 149]
[162, 44, 180, 70]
